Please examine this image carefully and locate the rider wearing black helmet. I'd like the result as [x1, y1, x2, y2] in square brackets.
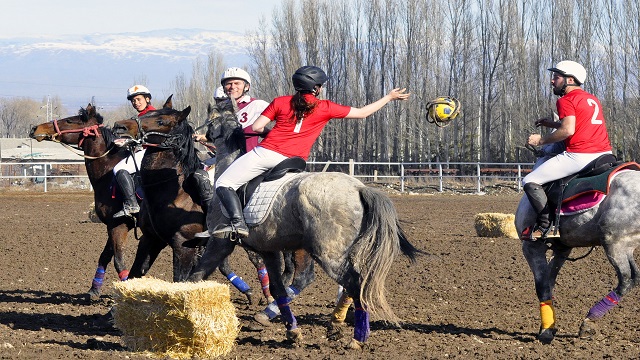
[211, 65, 410, 239]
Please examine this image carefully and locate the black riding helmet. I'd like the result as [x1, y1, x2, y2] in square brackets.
[292, 66, 328, 93]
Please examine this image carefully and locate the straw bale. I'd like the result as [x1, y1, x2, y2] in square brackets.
[474, 213, 518, 239]
[112, 277, 239, 359]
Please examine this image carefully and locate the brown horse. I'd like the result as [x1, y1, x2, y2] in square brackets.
[29, 104, 139, 300]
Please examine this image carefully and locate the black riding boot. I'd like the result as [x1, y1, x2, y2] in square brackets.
[523, 182, 551, 239]
[193, 169, 215, 239]
[212, 186, 249, 238]
[113, 170, 140, 218]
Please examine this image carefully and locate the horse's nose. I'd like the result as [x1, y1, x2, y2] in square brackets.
[29, 125, 37, 138]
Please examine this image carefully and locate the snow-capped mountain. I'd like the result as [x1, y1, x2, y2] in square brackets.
[0, 29, 251, 113]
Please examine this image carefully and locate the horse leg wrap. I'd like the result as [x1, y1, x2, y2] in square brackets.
[539, 300, 555, 330]
[118, 270, 129, 281]
[262, 285, 300, 320]
[257, 266, 271, 299]
[91, 266, 106, 289]
[227, 272, 251, 293]
[263, 302, 280, 319]
[353, 300, 370, 343]
[332, 291, 353, 323]
[587, 290, 620, 320]
[276, 296, 297, 331]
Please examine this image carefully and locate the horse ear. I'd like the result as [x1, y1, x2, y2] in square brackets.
[207, 103, 213, 114]
[182, 106, 191, 119]
[86, 103, 96, 116]
[163, 95, 174, 109]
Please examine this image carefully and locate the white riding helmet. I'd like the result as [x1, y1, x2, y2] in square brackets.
[127, 85, 152, 100]
[220, 67, 251, 86]
[548, 60, 587, 85]
[213, 86, 228, 100]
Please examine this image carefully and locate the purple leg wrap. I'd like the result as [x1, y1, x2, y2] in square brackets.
[91, 266, 106, 289]
[276, 296, 297, 331]
[353, 300, 370, 343]
[227, 272, 251, 293]
[587, 290, 621, 320]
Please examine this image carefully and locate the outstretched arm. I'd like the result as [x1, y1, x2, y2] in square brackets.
[345, 88, 410, 119]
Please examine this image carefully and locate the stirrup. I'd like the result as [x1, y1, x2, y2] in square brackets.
[521, 225, 553, 241]
[194, 230, 210, 239]
[211, 223, 249, 239]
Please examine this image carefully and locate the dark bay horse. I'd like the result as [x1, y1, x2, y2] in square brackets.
[135, 99, 420, 349]
[29, 104, 140, 300]
[515, 159, 640, 343]
[30, 104, 252, 302]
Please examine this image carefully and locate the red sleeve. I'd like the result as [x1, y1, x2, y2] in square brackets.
[556, 97, 575, 119]
[327, 101, 351, 118]
[260, 99, 278, 120]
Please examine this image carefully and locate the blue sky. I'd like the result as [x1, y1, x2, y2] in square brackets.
[0, 0, 282, 38]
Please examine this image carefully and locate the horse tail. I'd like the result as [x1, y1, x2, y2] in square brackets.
[352, 187, 416, 325]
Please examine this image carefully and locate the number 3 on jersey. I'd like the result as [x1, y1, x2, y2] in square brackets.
[587, 98, 603, 125]
[239, 111, 248, 123]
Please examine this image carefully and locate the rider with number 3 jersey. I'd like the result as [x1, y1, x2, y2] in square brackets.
[521, 60, 612, 241]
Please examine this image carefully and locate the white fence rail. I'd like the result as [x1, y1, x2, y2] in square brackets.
[0, 160, 534, 193]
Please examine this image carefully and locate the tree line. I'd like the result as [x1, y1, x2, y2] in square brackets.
[174, 0, 640, 164]
[4, 0, 640, 165]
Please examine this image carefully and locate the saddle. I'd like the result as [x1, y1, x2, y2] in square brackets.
[544, 154, 640, 229]
[238, 156, 307, 207]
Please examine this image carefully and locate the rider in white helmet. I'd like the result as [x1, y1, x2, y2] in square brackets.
[112, 85, 156, 218]
[193, 68, 270, 239]
[521, 60, 613, 241]
[220, 67, 270, 152]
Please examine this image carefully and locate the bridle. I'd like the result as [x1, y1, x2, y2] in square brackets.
[47, 119, 113, 160]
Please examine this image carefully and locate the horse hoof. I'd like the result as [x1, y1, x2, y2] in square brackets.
[286, 328, 303, 344]
[579, 319, 598, 339]
[87, 287, 101, 302]
[244, 290, 254, 306]
[253, 311, 272, 327]
[346, 338, 365, 350]
[537, 327, 556, 344]
[326, 321, 346, 341]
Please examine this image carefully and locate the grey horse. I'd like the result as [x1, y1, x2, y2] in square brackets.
[515, 153, 640, 343]
[136, 99, 420, 349]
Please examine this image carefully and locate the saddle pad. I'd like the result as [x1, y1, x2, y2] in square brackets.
[242, 172, 304, 226]
[560, 168, 635, 216]
[560, 192, 606, 216]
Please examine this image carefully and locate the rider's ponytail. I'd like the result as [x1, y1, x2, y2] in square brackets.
[290, 92, 317, 123]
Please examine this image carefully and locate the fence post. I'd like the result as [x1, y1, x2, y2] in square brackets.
[349, 159, 354, 176]
[438, 163, 443, 192]
[476, 163, 481, 194]
[43, 164, 48, 193]
[400, 163, 405, 193]
[517, 164, 523, 192]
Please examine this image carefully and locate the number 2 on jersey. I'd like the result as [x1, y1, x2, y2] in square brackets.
[587, 98, 603, 125]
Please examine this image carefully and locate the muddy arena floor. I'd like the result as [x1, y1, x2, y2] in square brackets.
[1, 190, 640, 359]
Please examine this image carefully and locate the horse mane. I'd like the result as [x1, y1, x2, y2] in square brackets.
[101, 126, 117, 149]
[165, 111, 200, 177]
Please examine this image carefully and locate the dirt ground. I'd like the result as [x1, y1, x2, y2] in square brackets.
[1, 190, 640, 359]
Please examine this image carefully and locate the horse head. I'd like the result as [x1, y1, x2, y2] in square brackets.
[29, 104, 105, 147]
[205, 98, 245, 157]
